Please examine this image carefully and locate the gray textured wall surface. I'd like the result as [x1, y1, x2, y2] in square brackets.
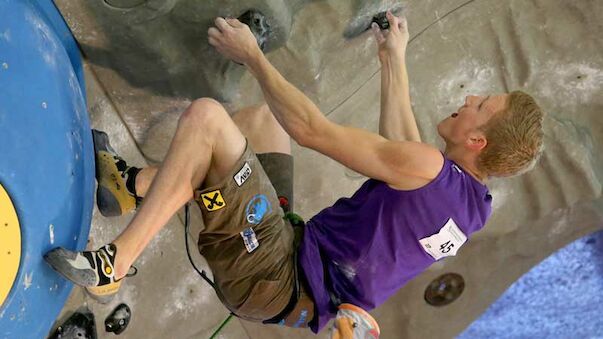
[54, 0, 603, 337]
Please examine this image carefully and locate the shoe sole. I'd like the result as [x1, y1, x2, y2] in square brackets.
[92, 130, 134, 217]
[85, 283, 121, 304]
[96, 185, 123, 217]
[44, 248, 98, 287]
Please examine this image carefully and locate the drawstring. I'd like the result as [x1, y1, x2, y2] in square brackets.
[184, 202, 216, 289]
[184, 202, 234, 337]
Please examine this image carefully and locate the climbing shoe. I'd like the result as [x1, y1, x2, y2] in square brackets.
[44, 244, 136, 299]
[332, 303, 380, 339]
[92, 129, 141, 217]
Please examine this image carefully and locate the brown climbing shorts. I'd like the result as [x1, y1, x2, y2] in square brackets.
[194, 142, 296, 322]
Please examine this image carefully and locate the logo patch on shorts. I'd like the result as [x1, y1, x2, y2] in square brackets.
[245, 194, 272, 224]
[234, 162, 252, 187]
[240, 227, 259, 253]
[200, 190, 226, 211]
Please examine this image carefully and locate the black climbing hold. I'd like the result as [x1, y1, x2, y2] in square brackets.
[372, 12, 390, 30]
[424, 273, 465, 307]
[342, 4, 405, 39]
[105, 303, 131, 335]
[49, 308, 97, 339]
[238, 9, 271, 52]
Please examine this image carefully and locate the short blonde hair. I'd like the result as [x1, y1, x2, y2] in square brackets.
[477, 91, 544, 177]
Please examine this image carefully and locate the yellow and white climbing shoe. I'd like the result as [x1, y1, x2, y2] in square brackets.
[44, 244, 136, 300]
[92, 129, 141, 217]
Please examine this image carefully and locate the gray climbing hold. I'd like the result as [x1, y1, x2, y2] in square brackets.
[238, 9, 271, 52]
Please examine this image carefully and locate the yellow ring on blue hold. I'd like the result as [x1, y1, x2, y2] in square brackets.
[0, 184, 21, 307]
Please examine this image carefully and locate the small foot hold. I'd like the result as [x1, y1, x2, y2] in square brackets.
[49, 308, 97, 339]
[105, 303, 132, 335]
[238, 9, 271, 51]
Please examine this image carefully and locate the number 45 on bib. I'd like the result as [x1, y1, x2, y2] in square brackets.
[419, 218, 468, 261]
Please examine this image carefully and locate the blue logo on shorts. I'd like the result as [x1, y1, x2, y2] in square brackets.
[245, 194, 272, 224]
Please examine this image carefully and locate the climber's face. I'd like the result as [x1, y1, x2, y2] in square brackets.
[437, 94, 509, 151]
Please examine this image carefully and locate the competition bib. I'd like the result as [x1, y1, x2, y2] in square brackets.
[419, 218, 467, 261]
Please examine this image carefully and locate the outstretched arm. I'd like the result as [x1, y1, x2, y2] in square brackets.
[208, 17, 442, 188]
[373, 12, 421, 142]
[209, 18, 324, 148]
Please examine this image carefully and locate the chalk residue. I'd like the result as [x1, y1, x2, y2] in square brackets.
[333, 261, 357, 280]
[68, 70, 86, 123]
[548, 209, 570, 238]
[437, 60, 497, 94]
[434, 59, 498, 117]
[0, 29, 10, 42]
[160, 268, 211, 320]
[135, 226, 175, 266]
[25, 11, 60, 68]
[535, 61, 603, 107]
[49, 224, 55, 244]
[489, 185, 511, 213]
[23, 272, 33, 290]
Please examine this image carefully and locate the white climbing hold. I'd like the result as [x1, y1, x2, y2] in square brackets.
[23, 272, 33, 290]
[49, 224, 55, 244]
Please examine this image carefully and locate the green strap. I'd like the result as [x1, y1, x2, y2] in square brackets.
[284, 212, 304, 226]
[209, 314, 233, 339]
[284, 212, 305, 248]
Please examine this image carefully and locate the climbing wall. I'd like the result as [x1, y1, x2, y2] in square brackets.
[53, 0, 603, 338]
[0, 1, 94, 337]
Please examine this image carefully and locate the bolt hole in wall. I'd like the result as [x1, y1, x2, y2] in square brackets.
[425, 273, 465, 307]
[459, 230, 603, 337]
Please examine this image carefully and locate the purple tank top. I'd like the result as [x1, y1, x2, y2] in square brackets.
[298, 156, 492, 333]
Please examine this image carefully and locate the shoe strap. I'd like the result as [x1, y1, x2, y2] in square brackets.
[126, 266, 138, 278]
[103, 244, 137, 279]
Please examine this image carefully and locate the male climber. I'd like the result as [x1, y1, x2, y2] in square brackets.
[45, 12, 544, 335]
